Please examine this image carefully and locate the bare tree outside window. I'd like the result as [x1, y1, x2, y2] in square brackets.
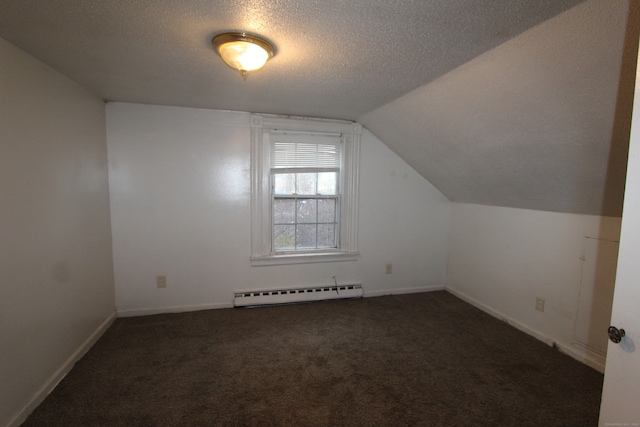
[272, 172, 338, 251]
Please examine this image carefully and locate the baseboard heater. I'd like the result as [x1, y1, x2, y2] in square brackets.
[233, 283, 363, 307]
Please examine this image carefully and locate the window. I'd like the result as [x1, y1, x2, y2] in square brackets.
[271, 132, 340, 251]
[250, 115, 361, 266]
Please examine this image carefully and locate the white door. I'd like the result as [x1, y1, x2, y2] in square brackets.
[598, 44, 640, 426]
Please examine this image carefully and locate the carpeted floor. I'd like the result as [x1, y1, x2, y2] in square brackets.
[23, 291, 603, 426]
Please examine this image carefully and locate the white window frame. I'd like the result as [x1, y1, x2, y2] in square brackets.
[250, 114, 361, 266]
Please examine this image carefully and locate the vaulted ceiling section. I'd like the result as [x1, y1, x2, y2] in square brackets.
[361, 1, 639, 216]
[1, 0, 637, 216]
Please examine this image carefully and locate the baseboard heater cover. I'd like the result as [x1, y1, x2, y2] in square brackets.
[234, 283, 363, 307]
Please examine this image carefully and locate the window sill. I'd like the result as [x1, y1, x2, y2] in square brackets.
[250, 251, 360, 266]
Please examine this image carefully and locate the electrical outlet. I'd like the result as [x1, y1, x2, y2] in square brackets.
[535, 297, 545, 312]
[386, 263, 393, 274]
[157, 275, 167, 288]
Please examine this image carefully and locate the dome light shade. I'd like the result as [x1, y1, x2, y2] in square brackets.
[212, 32, 274, 79]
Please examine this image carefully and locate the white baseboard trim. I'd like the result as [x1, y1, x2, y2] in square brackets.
[117, 286, 447, 317]
[117, 302, 233, 317]
[555, 342, 606, 373]
[7, 311, 117, 427]
[445, 287, 555, 346]
[365, 284, 446, 298]
[446, 287, 606, 372]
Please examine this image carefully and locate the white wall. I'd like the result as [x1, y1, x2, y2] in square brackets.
[106, 103, 451, 315]
[447, 202, 621, 370]
[0, 38, 115, 426]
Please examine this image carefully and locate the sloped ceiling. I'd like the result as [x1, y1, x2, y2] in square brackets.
[361, 1, 638, 216]
[0, 0, 637, 216]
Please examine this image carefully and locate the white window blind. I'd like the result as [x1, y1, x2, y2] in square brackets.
[270, 131, 341, 171]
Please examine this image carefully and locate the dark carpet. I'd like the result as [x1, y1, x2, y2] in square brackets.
[23, 291, 603, 426]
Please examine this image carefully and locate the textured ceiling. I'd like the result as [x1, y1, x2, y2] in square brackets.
[0, 0, 584, 119]
[361, 0, 639, 216]
[0, 0, 637, 216]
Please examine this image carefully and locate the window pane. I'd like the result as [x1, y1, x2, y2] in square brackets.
[318, 199, 336, 223]
[274, 173, 295, 195]
[318, 224, 336, 248]
[297, 199, 317, 223]
[296, 173, 317, 195]
[318, 172, 337, 195]
[296, 224, 317, 249]
[273, 225, 295, 250]
[273, 199, 295, 224]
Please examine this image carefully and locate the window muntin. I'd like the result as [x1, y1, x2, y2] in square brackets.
[272, 194, 339, 251]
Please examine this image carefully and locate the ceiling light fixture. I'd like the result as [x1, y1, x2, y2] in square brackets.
[211, 32, 275, 80]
